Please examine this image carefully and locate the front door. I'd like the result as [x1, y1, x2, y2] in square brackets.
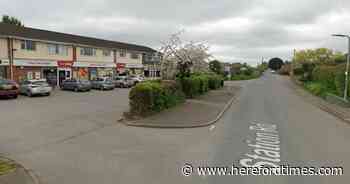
[58, 69, 72, 87]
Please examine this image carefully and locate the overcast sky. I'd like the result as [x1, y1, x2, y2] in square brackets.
[2, 0, 350, 65]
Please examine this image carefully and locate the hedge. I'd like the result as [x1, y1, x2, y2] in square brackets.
[312, 65, 337, 90]
[180, 74, 223, 98]
[129, 80, 185, 116]
[334, 64, 350, 97]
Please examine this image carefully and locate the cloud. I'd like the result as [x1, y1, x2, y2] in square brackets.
[2, 0, 350, 65]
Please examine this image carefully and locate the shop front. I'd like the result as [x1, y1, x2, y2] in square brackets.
[13, 59, 57, 83]
[126, 63, 144, 76]
[73, 62, 116, 80]
[57, 61, 73, 87]
[0, 59, 9, 79]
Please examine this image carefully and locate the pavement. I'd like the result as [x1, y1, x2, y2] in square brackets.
[290, 78, 350, 123]
[123, 85, 241, 128]
[0, 73, 349, 183]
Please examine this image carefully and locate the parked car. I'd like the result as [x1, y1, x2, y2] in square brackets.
[91, 78, 115, 90]
[19, 79, 52, 97]
[0, 79, 19, 99]
[114, 76, 134, 88]
[130, 75, 145, 85]
[61, 79, 91, 92]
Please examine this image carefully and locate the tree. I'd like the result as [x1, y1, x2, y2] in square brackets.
[209, 60, 224, 75]
[1, 15, 24, 26]
[268, 58, 284, 70]
[159, 31, 210, 79]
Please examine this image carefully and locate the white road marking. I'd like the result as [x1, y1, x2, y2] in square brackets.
[239, 122, 281, 168]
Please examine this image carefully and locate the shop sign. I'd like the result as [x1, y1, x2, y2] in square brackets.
[14, 59, 58, 67]
[0, 59, 9, 66]
[126, 63, 144, 68]
[74, 62, 116, 68]
[57, 61, 74, 68]
[117, 63, 126, 69]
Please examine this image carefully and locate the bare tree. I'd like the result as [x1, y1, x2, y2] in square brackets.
[159, 31, 210, 79]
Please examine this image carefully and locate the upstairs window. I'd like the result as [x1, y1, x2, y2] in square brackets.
[80, 47, 96, 56]
[21, 40, 36, 51]
[130, 52, 139, 59]
[103, 50, 111, 57]
[119, 49, 126, 57]
[48, 44, 68, 55]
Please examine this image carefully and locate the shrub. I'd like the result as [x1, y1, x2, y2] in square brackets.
[304, 82, 327, 97]
[180, 74, 223, 98]
[278, 64, 291, 75]
[129, 80, 185, 116]
[334, 64, 350, 97]
[312, 65, 337, 90]
[293, 68, 304, 76]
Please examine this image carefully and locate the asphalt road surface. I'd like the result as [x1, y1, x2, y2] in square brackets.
[0, 73, 349, 184]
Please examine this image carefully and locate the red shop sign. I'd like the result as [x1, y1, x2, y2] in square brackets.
[57, 61, 74, 68]
[117, 63, 126, 69]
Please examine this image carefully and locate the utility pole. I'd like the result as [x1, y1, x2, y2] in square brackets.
[332, 34, 350, 101]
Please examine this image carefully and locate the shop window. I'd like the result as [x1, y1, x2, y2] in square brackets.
[130, 52, 139, 59]
[21, 40, 36, 51]
[80, 47, 96, 56]
[119, 49, 126, 57]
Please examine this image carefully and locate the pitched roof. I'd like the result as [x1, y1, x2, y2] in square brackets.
[0, 23, 156, 52]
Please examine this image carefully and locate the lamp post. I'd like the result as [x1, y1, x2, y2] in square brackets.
[332, 34, 350, 101]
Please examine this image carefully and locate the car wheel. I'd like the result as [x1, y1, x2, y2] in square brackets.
[13, 95, 18, 99]
[74, 87, 79, 92]
[100, 86, 104, 91]
[27, 91, 32, 97]
[46, 92, 51, 96]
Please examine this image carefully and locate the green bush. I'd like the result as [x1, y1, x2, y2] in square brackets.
[334, 64, 350, 97]
[180, 74, 223, 98]
[129, 80, 185, 116]
[304, 82, 327, 97]
[312, 65, 337, 90]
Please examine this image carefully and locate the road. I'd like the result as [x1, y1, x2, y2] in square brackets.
[0, 73, 349, 183]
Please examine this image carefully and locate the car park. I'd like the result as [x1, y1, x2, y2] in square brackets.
[61, 79, 92, 92]
[19, 79, 52, 97]
[0, 78, 19, 99]
[114, 76, 134, 88]
[91, 78, 115, 90]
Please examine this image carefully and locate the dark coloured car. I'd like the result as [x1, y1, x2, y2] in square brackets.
[91, 78, 115, 90]
[0, 78, 19, 99]
[61, 79, 91, 92]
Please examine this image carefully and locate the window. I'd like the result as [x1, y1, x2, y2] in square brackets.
[130, 52, 139, 59]
[48, 44, 68, 55]
[21, 40, 36, 51]
[119, 49, 126, 57]
[103, 50, 111, 57]
[80, 47, 96, 56]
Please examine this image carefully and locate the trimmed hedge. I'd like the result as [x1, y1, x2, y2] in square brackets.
[312, 65, 337, 89]
[129, 80, 185, 116]
[180, 74, 224, 98]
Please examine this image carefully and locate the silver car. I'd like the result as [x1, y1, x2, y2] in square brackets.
[114, 76, 134, 88]
[91, 78, 115, 90]
[20, 79, 52, 97]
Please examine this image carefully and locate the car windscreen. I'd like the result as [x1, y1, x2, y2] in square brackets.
[31, 81, 49, 86]
[79, 80, 90, 84]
